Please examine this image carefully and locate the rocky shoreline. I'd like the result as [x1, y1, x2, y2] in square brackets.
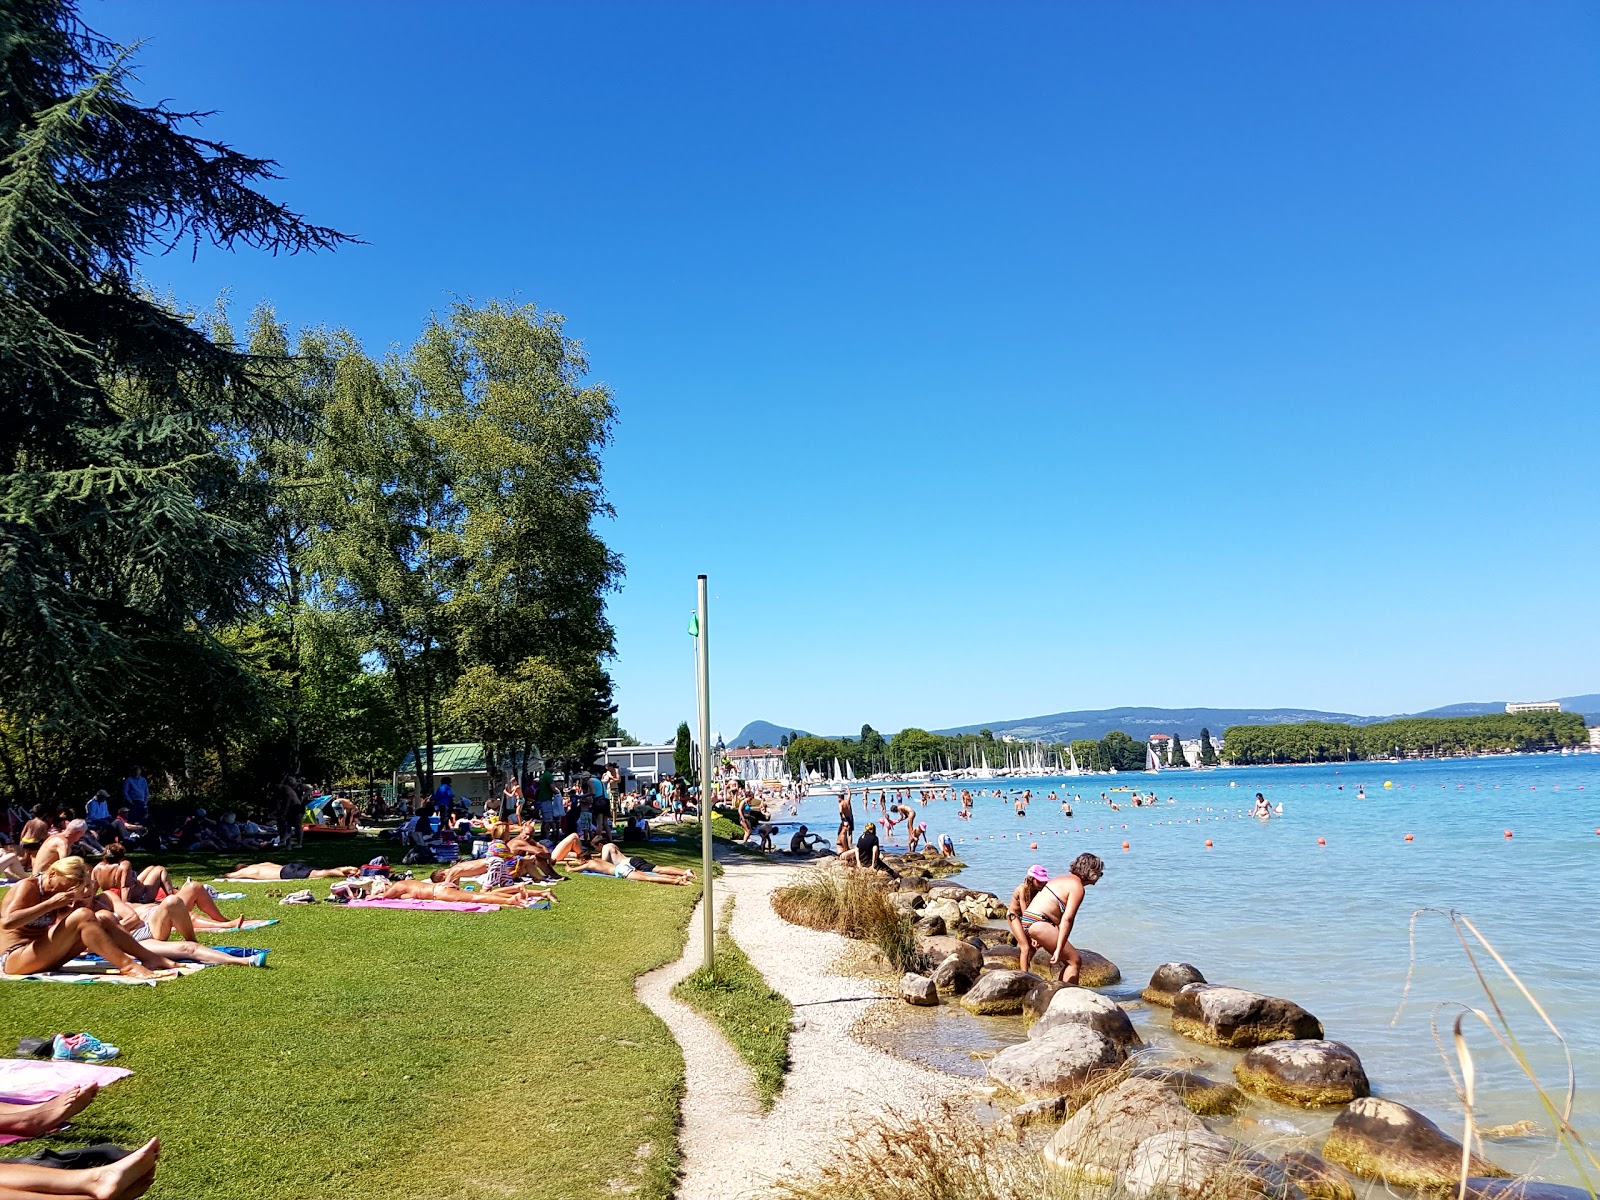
[811, 851, 1587, 1200]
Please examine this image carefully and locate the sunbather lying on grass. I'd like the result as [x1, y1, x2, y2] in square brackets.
[92, 891, 263, 968]
[0, 1134, 159, 1198]
[566, 840, 696, 886]
[1, 857, 176, 981]
[92, 852, 243, 929]
[0, 1083, 99, 1138]
[363, 877, 555, 907]
[222, 861, 359, 881]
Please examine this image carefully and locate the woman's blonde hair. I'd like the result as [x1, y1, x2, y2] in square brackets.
[43, 855, 88, 886]
[489, 822, 509, 840]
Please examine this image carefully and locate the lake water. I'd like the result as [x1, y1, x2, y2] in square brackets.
[780, 753, 1600, 1184]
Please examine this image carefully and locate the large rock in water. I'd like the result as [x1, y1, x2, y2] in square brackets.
[931, 952, 980, 995]
[1143, 962, 1206, 1007]
[988, 1023, 1122, 1101]
[1171, 984, 1323, 1047]
[1322, 1097, 1509, 1189]
[960, 969, 1043, 1015]
[919, 934, 981, 976]
[1041, 1077, 1201, 1179]
[983, 944, 1121, 986]
[1235, 1040, 1370, 1107]
[1279, 1149, 1355, 1200]
[900, 972, 937, 1006]
[1030, 986, 1141, 1048]
[912, 912, 946, 936]
[1129, 1066, 1247, 1116]
[1462, 1181, 1596, 1200]
[1125, 1129, 1297, 1200]
[1022, 980, 1067, 1025]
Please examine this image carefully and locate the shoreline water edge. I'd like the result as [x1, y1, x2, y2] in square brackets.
[748, 753, 1598, 1196]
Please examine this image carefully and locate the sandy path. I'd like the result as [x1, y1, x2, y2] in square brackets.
[636, 854, 964, 1199]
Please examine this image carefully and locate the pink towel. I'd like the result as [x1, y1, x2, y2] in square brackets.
[0, 1058, 131, 1144]
[347, 898, 500, 912]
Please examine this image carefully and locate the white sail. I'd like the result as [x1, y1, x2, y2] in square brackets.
[1146, 744, 1161, 773]
[846, 759, 856, 781]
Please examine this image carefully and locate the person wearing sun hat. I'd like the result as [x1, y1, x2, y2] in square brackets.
[1006, 864, 1052, 970]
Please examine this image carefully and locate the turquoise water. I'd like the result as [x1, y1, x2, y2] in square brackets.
[786, 754, 1600, 1182]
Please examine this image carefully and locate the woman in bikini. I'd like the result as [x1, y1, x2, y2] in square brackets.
[0, 857, 176, 981]
[569, 841, 695, 886]
[1019, 853, 1104, 984]
[364, 877, 554, 907]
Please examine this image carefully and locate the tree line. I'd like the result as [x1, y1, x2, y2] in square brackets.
[1219, 713, 1587, 764]
[0, 3, 619, 813]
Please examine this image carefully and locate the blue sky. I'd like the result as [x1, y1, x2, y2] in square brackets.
[101, 1, 1599, 742]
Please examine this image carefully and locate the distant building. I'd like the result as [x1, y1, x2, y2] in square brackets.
[1506, 701, 1561, 714]
[397, 743, 525, 809]
[1148, 732, 1188, 766]
[1589, 727, 1600, 749]
[724, 745, 788, 783]
[598, 743, 677, 787]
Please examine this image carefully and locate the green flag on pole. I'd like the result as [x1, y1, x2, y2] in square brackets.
[687, 612, 699, 637]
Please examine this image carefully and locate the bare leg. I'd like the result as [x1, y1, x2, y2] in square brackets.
[550, 833, 582, 863]
[136, 865, 174, 895]
[0, 1084, 99, 1137]
[0, 1135, 158, 1198]
[0, 850, 22, 881]
[174, 880, 229, 923]
[84, 911, 175, 977]
[222, 864, 282, 881]
[138, 939, 259, 967]
[140, 895, 196, 941]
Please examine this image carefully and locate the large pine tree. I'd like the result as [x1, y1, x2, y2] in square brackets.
[0, 1, 347, 800]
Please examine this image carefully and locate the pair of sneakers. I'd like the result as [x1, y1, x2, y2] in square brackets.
[52, 1033, 119, 1063]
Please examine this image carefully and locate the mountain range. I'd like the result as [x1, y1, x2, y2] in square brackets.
[728, 694, 1600, 747]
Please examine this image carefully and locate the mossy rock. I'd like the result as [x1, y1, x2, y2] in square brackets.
[1170, 984, 1322, 1048]
[1129, 1066, 1247, 1116]
[1322, 1097, 1508, 1190]
[1142, 961, 1205, 1007]
[1234, 1040, 1370, 1108]
[1280, 1150, 1356, 1200]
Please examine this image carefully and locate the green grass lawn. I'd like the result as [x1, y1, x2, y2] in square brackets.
[671, 896, 792, 1108]
[0, 837, 703, 1200]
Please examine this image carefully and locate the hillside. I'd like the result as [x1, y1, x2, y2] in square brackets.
[729, 694, 1598, 747]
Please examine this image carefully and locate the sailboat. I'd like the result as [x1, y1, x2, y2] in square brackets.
[846, 759, 857, 782]
[1067, 746, 1082, 776]
[1146, 744, 1161, 773]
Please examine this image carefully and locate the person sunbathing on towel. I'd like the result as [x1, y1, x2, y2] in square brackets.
[91, 847, 243, 929]
[1, 857, 176, 981]
[570, 841, 695, 886]
[92, 891, 264, 968]
[223, 861, 359, 881]
[364, 877, 554, 907]
[0, 1135, 160, 1199]
[441, 838, 559, 887]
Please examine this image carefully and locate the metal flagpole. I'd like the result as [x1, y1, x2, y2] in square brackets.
[696, 575, 714, 976]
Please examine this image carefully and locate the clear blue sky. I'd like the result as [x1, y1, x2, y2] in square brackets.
[100, 1, 1599, 742]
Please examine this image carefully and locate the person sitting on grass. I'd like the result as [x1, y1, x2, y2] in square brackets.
[1, 857, 177, 981]
[223, 861, 360, 881]
[0, 1134, 160, 1199]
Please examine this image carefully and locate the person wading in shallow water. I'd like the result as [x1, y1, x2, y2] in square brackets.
[1019, 852, 1104, 985]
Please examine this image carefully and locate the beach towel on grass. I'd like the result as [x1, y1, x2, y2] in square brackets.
[0, 959, 206, 986]
[210, 892, 248, 901]
[347, 898, 501, 913]
[0, 1059, 133, 1141]
[205, 919, 278, 932]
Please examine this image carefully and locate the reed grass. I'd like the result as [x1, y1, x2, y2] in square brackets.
[770, 865, 920, 972]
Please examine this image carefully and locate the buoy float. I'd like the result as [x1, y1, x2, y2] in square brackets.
[1029, 842, 1038, 849]
[1404, 833, 1414, 842]
[1504, 830, 1513, 839]
[1122, 841, 1130, 850]
[1204, 839, 1213, 847]
[1383, 781, 1393, 788]
[1317, 837, 1326, 846]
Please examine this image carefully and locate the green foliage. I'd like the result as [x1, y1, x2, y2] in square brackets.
[1220, 712, 1588, 764]
[674, 720, 695, 783]
[888, 727, 943, 773]
[1099, 729, 1147, 772]
[1199, 727, 1218, 766]
[672, 897, 792, 1108]
[1071, 739, 1106, 772]
[858, 723, 888, 771]
[1168, 736, 1186, 767]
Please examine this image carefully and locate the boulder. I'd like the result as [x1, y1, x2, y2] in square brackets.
[1129, 1066, 1248, 1116]
[912, 912, 946, 937]
[960, 969, 1044, 1015]
[981, 944, 1121, 986]
[1171, 984, 1323, 1048]
[1235, 1040, 1370, 1107]
[1022, 980, 1068, 1026]
[1009, 1094, 1068, 1130]
[919, 935, 982, 975]
[1322, 1097, 1508, 1190]
[1279, 1150, 1355, 1200]
[931, 952, 980, 995]
[922, 897, 965, 930]
[1031, 986, 1141, 1048]
[1041, 1077, 1201, 1179]
[886, 891, 924, 914]
[1125, 1129, 1296, 1200]
[988, 1022, 1122, 1101]
[1143, 962, 1206, 1007]
[900, 972, 938, 1006]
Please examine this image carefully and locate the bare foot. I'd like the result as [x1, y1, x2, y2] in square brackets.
[230, 915, 246, 929]
[83, 1136, 159, 1200]
[119, 962, 161, 981]
[0, 1082, 99, 1135]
